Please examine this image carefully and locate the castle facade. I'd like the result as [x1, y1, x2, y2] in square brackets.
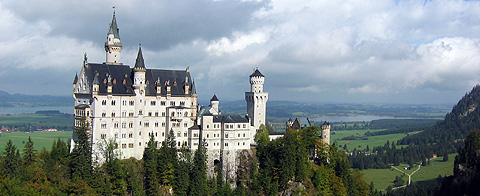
[72, 11, 266, 180]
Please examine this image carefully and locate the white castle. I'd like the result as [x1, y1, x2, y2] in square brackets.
[72, 11, 267, 180]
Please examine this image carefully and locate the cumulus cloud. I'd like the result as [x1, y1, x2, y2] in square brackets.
[1, 0, 480, 104]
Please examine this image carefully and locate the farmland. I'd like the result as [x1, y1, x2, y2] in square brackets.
[0, 131, 72, 152]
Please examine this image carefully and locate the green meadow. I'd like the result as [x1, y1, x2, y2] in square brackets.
[362, 153, 456, 191]
[331, 129, 413, 151]
[0, 131, 72, 152]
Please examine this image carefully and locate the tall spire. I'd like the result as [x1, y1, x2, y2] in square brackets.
[108, 7, 120, 39]
[105, 8, 122, 64]
[134, 43, 145, 69]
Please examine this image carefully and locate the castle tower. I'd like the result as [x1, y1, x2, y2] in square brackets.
[105, 10, 122, 64]
[133, 44, 146, 92]
[245, 68, 269, 134]
[321, 121, 331, 145]
[210, 94, 220, 115]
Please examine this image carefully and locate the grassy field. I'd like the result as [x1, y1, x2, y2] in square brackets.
[0, 113, 73, 131]
[0, 131, 72, 152]
[331, 129, 413, 151]
[362, 153, 456, 191]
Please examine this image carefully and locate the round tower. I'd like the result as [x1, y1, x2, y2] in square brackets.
[245, 68, 269, 141]
[105, 10, 122, 64]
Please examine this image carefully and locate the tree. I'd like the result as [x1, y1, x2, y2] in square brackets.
[393, 176, 405, 187]
[22, 136, 37, 165]
[189, 139, 208, 196]
[2, 140, 21, 177]
[443, 152, 449, 162]
[254, 124, 270, 146]
[68, 117, 92, 182]
[144, 134, 160, 196]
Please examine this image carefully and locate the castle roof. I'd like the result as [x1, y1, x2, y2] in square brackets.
[250, 69, 264, 77]
[108, 11, 120, 39]
[73, 73, 78, 84]
[213, 115, 249, 123]
[82, 63, 193, 96]
[134, 45, 145, 69]
[210, 94, 219, 101]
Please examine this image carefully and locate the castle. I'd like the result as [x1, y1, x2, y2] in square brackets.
[72, 11, 268, 180]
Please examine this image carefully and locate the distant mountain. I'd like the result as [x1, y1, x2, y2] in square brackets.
[0, 90, 72, 107]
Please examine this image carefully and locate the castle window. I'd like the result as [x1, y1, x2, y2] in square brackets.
[155, 112, 159, 116]
[177, 132, 180, 137]
[184, 123, 187, 127]
[238, 124, 240, 128]
[129, 101, 134, 106]
[162, 132, 165, 137]
[122, 144, 127, 149]
[225, 143, 228, 146]
[243, 142, 245, 146]
[243, 124, 246, 128]
[129, 143, 133, 148]
[162, 122, 165, 127]
[101, 134, 106, 139]
[139, 142, 142, 147]
[161, 101, 166, 106]
[206, 125, 209, 129]
[114, 122, 119, 129]
[129, 122, 133, 128]
[162, 112, 165, 116]
[207, 134, 209, 138]
[111, 100, 116, 105]
[155, 122, 159, 127]
[115, 133, 118, 138]
[129, 133, 133, 138]
[180, 101, 185, 106]
[148, 112, 152, 116]
[122, 134, 126, 138]
[139, 132, 141, 136]
[238, 133, 240, 137]
[102, 100, 107, 105]
[178, 142, 181, 147]
[170, 101, 175, 106]
[171, 112, 175, 116]
[243, 133, 246, 137]
[184, 132, 187, 137]
[184, 112, 188, 117]
[129, 112, 134, 117]
[225, 134, 228, 138]
[184, 141, 187, 146]
[101, 123, 107, 129]
[151, 101, 156, 106]
[145, 122, 149, 127]
[194, 133, 198, 137]
[102, 112, 106, 117]
[122, 111, 126, 117]
[111, 112, 115, 117]
[139, 110, 143, 115]
[123, 79, 126, 85]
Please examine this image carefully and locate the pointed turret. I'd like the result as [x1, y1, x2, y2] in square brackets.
[134, 44, 145, 69]
[73, 73, 78, 84]
[108, 11, 120, 39]
[105, 10, 122, 64]
[191, 80, 197, 94]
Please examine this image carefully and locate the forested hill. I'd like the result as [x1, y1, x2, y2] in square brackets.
[0, 91, 72, 107]
[399, 85, 480, 145]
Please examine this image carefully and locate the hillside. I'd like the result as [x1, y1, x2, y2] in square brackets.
[399, 85, 480, 145]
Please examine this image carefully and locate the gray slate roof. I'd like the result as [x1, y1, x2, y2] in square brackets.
[213, 115, 249, 123]
[84, 63, 194, 96]
[108, 12, 120, 39]
[250, 69, 264, 77]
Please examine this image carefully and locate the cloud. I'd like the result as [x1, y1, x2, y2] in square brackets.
[1, 0, 480, 104]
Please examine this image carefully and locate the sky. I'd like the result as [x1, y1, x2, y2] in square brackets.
[1, 0, 480, 104]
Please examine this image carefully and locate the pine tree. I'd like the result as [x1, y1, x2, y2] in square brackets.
[144, 134, 160, 196]
[189, 139, 208, 196]
[23, 136, 37, 165]
[2, 140, 20, 177]
[69, 117, 92, 181]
